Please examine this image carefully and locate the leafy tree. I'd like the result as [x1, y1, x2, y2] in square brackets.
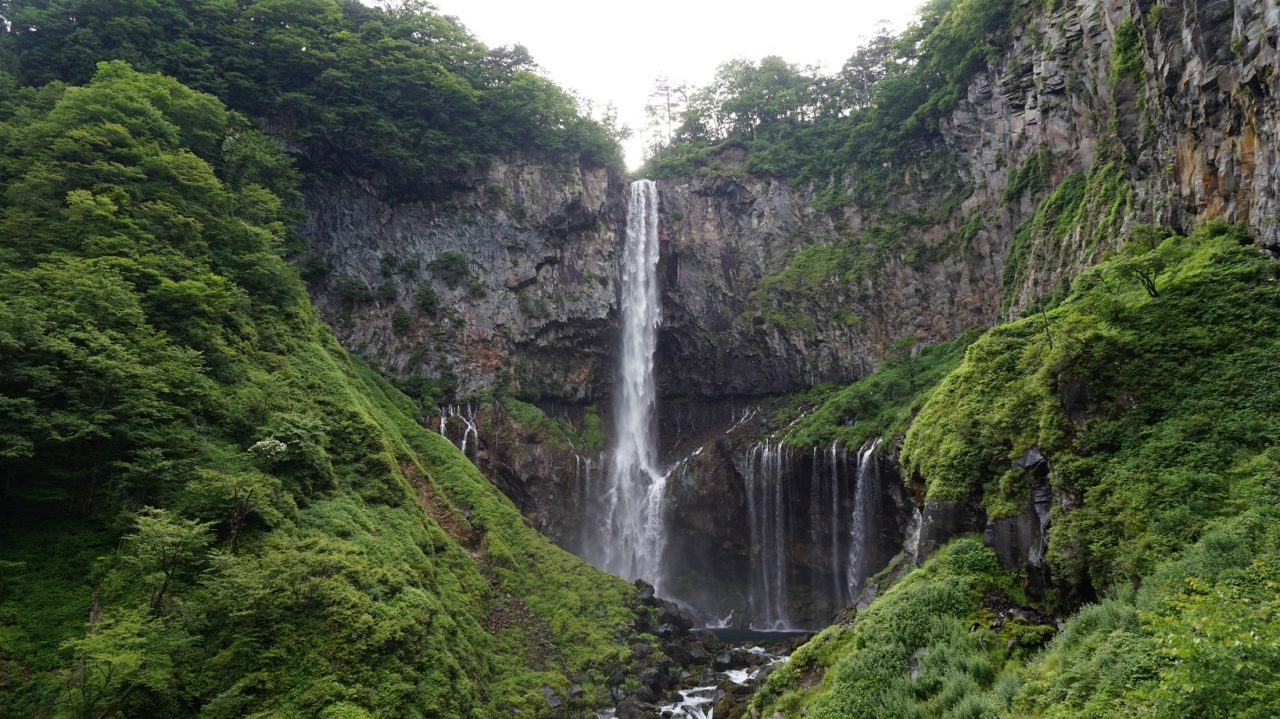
[414, 283, 439, 316]
[391, 306, 412, 335]
[645, 0, 1015, 185]
[60, 610, 188, 719]
[427, 250, 469, 288]
[643, 75, 690, 158]
[0, 0, 623, 197]
[1106, 226, 1194, 298]
[185, 468, 281, 551]
[121, 508, 213, 614]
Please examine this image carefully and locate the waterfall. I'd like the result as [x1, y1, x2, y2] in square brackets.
[736, 437, 893, 626]
[830, 441, 844, 607]
[596, 179, 666, 585]
[744, 441, 794, 629]
[847, 438, 882, 598]
[438, 404, 479, 459]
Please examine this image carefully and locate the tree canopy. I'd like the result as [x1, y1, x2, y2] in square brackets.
[0, 62, 639, 718]
[644, 0, 1013, 185]
[0, 0, 624, 197]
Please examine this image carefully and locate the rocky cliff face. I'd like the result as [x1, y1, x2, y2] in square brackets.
[651, 0, 1279, 393]
[652, 168, 1000, 400]
[943, 0, 1278, 315]
[302, 158, 625, 401]
[298, 0, 1280, 626]
[301, 0, 1279, 411]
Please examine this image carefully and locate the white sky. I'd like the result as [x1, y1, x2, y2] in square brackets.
[427, 0, 926, 169]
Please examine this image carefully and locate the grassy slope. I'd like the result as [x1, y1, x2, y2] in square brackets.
[0, 64, 635, 719]
[752, 223, 1280, 717]
[772, 326, 985, 450]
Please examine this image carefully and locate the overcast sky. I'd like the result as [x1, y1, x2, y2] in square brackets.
[426, 0, 926, 169]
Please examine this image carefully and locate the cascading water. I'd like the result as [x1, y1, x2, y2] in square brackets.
[743, 441, 794, 629]
[594, 179, 666, 585]
[829, 442, 847, 608]
[432, 181, 905, 634]
[731, 436, 894, 627]
[438, 404, 479, 458]
[847, 438, 883, 597]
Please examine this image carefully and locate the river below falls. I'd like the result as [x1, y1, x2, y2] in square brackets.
[596, 630, 804, 719]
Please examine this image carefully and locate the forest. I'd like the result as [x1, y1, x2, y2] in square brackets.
[2, 0, 1278, 716]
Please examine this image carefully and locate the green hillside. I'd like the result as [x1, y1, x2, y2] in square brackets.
[753, 223, 1280, 717]
[0, 62, 637, 719]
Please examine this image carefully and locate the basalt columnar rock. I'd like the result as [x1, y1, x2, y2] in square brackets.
[303, 158, 626, 401]
[299, 0, 1280, 626]
[304, 1, 1279, 408]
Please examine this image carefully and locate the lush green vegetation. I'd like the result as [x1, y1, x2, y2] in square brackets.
[1002, 146, 1053, 204]
[773, 327, 984, 449]
[0, 64, 640, 718]
[0, 0, 623, 198]
[752, 539, 1033, 718]
[495, 396, 604, 455]
[642, 0, 1014, 188]
[756, 511, 1280, 718]
[1000, 156, 1133, 314]
[755, 222, 1280, 717]
[905, 223, 1277, 589]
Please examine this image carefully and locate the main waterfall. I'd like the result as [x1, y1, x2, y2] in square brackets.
[594, 179, 666, 585]
[566, 180, 905, 627]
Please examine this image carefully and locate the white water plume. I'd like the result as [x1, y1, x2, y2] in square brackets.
[597, 180, 666, 586]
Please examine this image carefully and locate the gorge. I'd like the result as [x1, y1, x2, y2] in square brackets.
[2, 0, 1279, 717]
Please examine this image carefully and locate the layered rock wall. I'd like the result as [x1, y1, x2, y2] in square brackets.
[299, 0, 1280, 623]
[303, 159, 625, 401]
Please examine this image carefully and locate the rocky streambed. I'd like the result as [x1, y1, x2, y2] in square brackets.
[598, 592, 806, 719]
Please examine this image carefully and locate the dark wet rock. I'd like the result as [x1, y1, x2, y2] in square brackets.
[984, 454, 1054, 597]
[654, 623, 677, 639]
[916, 498, 985, 562]
[539, 686, 563, 709]
[662, 642, 691, 664]
[1012, 445, 1046, 470]
[712, 650, 753, 671]
[630, 642, 653, 659]
[710, 680, 756, 719]
[634, 580, 657, 605]
[634, 685, 658, 704]
[687, 643, 711, 664]
[616, 701, 658, 719]
[658, 604, 694, 633]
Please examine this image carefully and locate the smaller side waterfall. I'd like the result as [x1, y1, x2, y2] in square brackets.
[729, 435, 897, 628]
[744, 442, 794, 629]
[438, 404, 479, 458]
[847, 438, 883, 597]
